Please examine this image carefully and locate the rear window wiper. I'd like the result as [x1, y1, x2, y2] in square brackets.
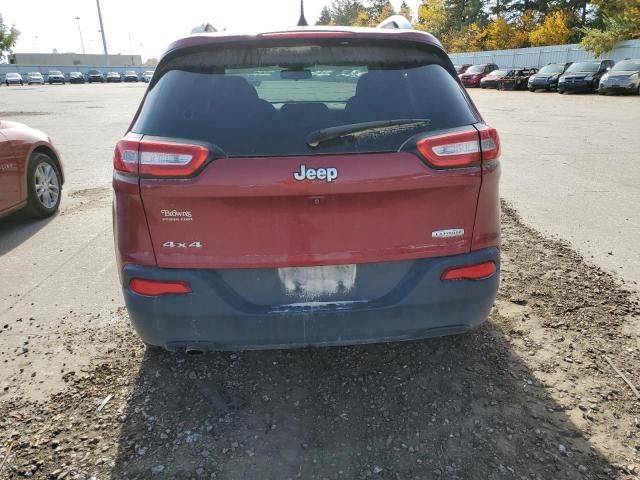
[306, 119, 431, 148]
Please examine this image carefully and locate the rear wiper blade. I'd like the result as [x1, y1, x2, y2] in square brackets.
[306, 119, 431, 148]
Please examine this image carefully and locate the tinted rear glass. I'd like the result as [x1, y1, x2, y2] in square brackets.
[132, 42, 478, 157]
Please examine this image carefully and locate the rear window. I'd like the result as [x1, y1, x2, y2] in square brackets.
[132, 42, 478, 157]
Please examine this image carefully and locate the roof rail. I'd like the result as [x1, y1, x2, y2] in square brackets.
[377, 15, 413, 30]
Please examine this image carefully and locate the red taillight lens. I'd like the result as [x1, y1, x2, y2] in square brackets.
[113, 139, 140, 175]
[416, 126, 500, 168]
[129, 279, 192, 296]
[441, 261, 497, 281]
[477, 126, 500, 162]
[113, 138, 209, 178]
[416, 128, 482, 168]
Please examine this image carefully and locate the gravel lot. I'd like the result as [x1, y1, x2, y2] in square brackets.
[0, 84, 639, 479]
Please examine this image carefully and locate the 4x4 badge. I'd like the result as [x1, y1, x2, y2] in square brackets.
[293, 164, 338, 183]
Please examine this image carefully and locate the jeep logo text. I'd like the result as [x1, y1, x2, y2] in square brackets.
[293, 164, 338, 183]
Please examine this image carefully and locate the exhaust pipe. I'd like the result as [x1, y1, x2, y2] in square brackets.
[185, 346, 205, 355]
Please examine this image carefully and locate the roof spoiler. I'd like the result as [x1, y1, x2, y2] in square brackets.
[377, 15, 412, 30]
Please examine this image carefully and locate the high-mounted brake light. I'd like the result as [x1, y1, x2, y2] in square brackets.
[416, 128, 481, 168]
[129, 278, 192, 296]
[441, 261, 496, 281]
[113, 138, 209, 178]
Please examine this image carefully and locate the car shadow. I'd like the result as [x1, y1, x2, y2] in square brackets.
[0, 210, 55, 256]
[111, 323, 615, 479]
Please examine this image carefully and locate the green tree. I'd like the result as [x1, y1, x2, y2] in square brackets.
[581, 0, 639, 56]
[445, 0, 489, 30]
[316, 6, 333, 25]
[399, 1, 413, 21]
[330, 0, 365, 25]
[0, 14, 20, 61]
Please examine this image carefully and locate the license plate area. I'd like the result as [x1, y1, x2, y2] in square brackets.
[278, 264, 357, 300]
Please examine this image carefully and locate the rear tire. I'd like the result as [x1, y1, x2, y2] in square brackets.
[528, 88, 535, 92]
[25, 152, 62, 219]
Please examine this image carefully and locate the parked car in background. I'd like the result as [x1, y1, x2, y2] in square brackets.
[123, 71, 139, 82]
[142, 70, 155, 83]
[106, 71, 122, 83]
[480, 69, 511, 89]
[69, 72, 85, 84]
[454, 64, 472, 74]
[26, 72, 44, 85]
[113, 25, 501, 352]
[598, 59, 640, 95]
[527, 63, 571, 91]
[499, 67, 538, 90]
[87, 70, 105, 83]
[0, 120, 64, 219]
[5, 72, 23, 86]
[558, 60, 614, 94]
[459, 63, 499, 88]
[47, 71, 66, 84]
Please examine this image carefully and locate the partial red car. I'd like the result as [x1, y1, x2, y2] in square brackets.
[459, 63, 499, 88]
[113, 24, 501, 352]
[0, 121, 64, 219]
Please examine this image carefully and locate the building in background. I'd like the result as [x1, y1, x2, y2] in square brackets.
[8, 53, 142, 67]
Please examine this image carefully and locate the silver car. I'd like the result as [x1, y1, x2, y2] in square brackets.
[598, 59, 640, 95]
[27, 72, 44, 85]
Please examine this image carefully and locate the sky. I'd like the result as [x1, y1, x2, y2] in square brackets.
[2, 0, 422, 61]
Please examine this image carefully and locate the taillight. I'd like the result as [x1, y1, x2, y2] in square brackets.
[416, 128, 481, 168]
[477, 126, 500, 162]
[441, 261, 497, 281]
[139, 141, 209, 177]
[113, 139, 140, 175]
[113, 138, 209, 178]
[416, 126, 500, 169]
[129, 278, 192, 296]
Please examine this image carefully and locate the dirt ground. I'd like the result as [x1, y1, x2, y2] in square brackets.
[1, 204, 638, 480]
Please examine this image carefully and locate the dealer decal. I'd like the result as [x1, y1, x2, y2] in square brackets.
[432, 229, 465, 239]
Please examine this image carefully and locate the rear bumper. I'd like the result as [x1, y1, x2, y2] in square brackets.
[121, 248, 500, 350]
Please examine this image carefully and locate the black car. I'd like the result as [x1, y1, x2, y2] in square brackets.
[558, 60, 614, 94]
[87, 70, 105, 83]
[598, 59, 640, 95]
[47, 70, 66, 84]
[528, 63, 571, 91]
[123, 71, 139, 82]
[499, 67, 538, 90]
[69, 72, 85, 84]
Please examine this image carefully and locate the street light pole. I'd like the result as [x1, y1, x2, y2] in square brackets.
[96, 0, 109, 65]
[74, 17, 85, 54]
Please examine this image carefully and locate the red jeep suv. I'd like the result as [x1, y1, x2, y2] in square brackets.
[113, 25, 501, 351]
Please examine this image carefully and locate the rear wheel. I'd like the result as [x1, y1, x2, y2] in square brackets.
[528, 88, 535, 92]
[25, 152, 62, 218]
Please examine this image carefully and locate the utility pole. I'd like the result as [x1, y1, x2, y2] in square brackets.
[96, 0, 109, 65]
[74, 17, 85, 54]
